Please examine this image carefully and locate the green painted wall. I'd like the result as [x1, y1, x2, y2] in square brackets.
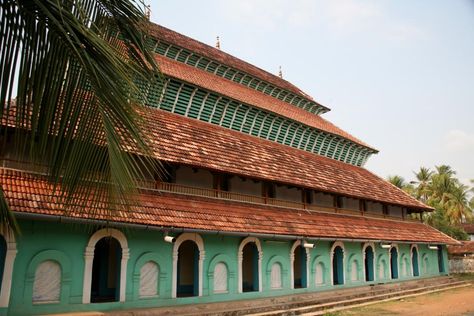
[4, 219, 448, 315]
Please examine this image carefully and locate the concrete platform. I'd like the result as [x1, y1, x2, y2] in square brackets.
[47, 276, 468, 316]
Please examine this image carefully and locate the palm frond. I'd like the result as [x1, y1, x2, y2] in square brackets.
[0, 0, 161, 232]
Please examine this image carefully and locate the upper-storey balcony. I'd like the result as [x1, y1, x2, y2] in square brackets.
[0, 157, 419, 223]
[134, 165, 419, 223]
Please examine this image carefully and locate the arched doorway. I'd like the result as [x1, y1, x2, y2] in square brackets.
[242, 242, 259, 292]
[0, 235, 6, 290]
[293, 245, 308, 288]
[172, 233, 205, 298]
[91, 237, 122, 303]
[364, 246, 374, 282]
[82, 228, 129, 304]
[238, 237, 262, 293]
[0, 230, 17, 308]
[437, 245, 445, 273]
[177, 240, 199, 297]
[390, 247, 398, 279]
[332, 245, 344, 285]
[411, 246, 419, 277]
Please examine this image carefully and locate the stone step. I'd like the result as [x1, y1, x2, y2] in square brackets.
[248, 280, 470, 316]
[202, 278, 465, 316]
[50, 277, 465, 316]
[301, 283, 471, 316]
[211, 277, 461, 316]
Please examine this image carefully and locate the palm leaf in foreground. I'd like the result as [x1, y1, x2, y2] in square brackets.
[0, 0, 161, 232]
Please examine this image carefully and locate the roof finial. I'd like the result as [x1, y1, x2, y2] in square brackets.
[145, 4, 151, 20]
[278, 66, 283, 79]
[216, 36, 221, 49]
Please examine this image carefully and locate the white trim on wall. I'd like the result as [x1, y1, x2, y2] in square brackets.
[362, 242, 376, 282]
[410, 244, 419, 277]
[82, 228, 129, 304]
[0, 228, 17, 308]
[171, 233, 205, 298]
[330, 241, 345, 285]
[238, 237, 263, 293]
[290, 240, 310, 289]
[389, 244, 399, 280]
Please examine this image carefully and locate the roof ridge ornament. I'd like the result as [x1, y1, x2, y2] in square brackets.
[145, 4, 151, 20]
[216, 36, 221, 50]
[278, 66, 283, 79]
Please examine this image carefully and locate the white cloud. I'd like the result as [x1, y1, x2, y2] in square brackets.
[218, 0, 427, 42]
[218, 0, 286, 30]
[443, 129, 474, 151]
[218, 0, 319, 30]
[387, 22, 428, 42]
[324, 0, 382, 31]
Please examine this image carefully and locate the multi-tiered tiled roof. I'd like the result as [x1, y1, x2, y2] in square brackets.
[1, 22, 456, 245]
[1, 168, 457, 244]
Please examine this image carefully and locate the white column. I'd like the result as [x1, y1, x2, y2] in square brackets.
[82, 246, 95, 304]
[305, 249, 310, 287]
[171, 251, 178, 298]
[119, 248, 130, 302]
[237, 251, 243, 293]
[198, 251, 205, 296]
[0, 242, 17, 307]
[258, 252, 263, 292]
[290, 253, 295, 289]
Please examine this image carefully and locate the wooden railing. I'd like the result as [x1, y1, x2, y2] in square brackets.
[137, 180, 414, 222]
[0, 160, 421, 223]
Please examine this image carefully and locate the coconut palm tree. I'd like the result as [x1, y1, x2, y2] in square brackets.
[445, 184, 473, 224]
[428, 167, 458, 207]
[435, 165, 456, 177]
[387, 175, 407, 189]
[413, 167, 433, 202]
[0, 1, 160, 231]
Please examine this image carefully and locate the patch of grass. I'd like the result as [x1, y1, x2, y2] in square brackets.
[323, 312, 344, 316]
[453, 273, 474, 281]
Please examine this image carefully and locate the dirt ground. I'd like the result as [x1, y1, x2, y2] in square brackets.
[335, 283, 474, 316]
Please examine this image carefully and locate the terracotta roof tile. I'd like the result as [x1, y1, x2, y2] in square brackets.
[149, 24, 318, 104]
[448, 241, 474, 255]
[1, 168, 457, 244]
[157, 55, 376, 151]
[462, 224, 474, 234]
[1, 104, 424, 210]
[140, 108, 429, 210]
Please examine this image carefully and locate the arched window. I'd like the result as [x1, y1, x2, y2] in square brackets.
[315, 262, 325, 285]
[291, 241, 309, 289]
[82, 228, 129, 304]
[400, 256, 408, 277]
[172, 233, 205, 298]
[139, 261, 159, 298]
[238, 237, 262, 293]
[351, 260, 359, 281]
[390, 247, 399, 279]
[270, 263, 282, 289]
[363, 245, 375, 282]
[423, 255, 429, 275]
[411, 246, 419, 277]
[33, 261, 61, 304]
[378, 258, 386, 280]
[213, 262, 228, 293]
[331, 242, 344, 285]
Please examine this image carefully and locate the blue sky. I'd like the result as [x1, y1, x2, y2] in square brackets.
[150, 0, 474, 185]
